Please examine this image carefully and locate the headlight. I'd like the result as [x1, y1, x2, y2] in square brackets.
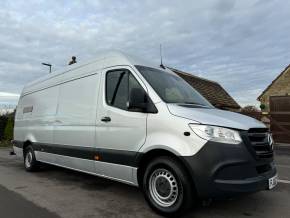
[189, 124, 242, 144]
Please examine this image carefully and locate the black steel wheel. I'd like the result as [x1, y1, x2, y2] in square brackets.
[24, 145, 39, 171]
[142, 156, 195, 217]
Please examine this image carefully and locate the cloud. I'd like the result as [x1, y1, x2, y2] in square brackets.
[0, 92, 19, 97]
[0, 92, 20, 107]
[0, 0, 290, 108]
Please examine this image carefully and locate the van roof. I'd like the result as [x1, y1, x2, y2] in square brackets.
[22, 51, 158, 95]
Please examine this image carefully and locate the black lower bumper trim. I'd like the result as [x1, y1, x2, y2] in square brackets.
[214, 170, 276, 194]
[181, 141, 276, 199]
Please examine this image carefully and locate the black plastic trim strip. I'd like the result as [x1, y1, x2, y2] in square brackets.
[99, 148, 138, 167]
[12, 141, 140, 167]
[39, 143, 96, 160]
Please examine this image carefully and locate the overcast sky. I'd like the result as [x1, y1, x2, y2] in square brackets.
[1, 0, 290, 108]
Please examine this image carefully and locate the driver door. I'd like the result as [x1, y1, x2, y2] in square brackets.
[95, 66, 148, 183]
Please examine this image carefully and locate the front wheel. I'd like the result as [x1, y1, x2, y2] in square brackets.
[142, 156, 195, 217]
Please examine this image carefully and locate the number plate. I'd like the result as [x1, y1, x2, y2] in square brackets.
[268, 175, 278, 190]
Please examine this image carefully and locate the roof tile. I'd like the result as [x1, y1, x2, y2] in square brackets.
[170, 68, 241, 109]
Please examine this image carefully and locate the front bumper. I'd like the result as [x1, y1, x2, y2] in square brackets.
[181, 141, 277, 199]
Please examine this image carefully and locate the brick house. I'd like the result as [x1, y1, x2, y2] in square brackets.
[257, 64, 290, 143]
[257, 64, 290, 112]
[170, 68, 241, 111]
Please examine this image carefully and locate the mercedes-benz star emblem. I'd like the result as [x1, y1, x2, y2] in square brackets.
[268, 133, 274, 151]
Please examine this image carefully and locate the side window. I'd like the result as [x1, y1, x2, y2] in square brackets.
[106, 70, 129, 110]
[106, 69, 145, 111]
[129, 73, 141, 91]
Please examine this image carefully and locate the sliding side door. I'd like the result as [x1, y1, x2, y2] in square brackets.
[53, 72, 101, 173]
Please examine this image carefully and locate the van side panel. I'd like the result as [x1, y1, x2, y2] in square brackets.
[54, 73, 100, 146]
[14, 86, 59, 144]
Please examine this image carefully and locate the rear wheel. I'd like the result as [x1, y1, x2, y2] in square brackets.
[142, 156, 195, 217]
[24, 145, 39, 171]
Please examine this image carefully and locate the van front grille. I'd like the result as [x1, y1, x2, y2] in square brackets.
[245, 128, 273, 158]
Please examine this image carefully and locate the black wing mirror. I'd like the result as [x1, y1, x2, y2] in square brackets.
[128, 88, 157, 113]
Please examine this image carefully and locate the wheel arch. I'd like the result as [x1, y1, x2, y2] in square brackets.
[136, 148, 197, 194]
[23, 140, 32, 154]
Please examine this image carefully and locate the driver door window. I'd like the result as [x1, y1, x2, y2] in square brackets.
[106, 69, 145, 111]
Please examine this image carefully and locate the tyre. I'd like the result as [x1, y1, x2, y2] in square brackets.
[24, 145, 39, 171]
[142, 156, 195, 217]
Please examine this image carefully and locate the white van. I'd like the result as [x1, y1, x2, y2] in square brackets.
[13, 51, 277, 216]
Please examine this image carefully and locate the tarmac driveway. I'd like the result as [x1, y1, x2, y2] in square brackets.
[0, 147, 289, 218]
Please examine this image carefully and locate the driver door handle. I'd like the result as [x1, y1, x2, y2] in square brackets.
[101, 116, 111, 122]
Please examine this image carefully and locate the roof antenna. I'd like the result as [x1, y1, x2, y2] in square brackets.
[160, 44, 166, 69]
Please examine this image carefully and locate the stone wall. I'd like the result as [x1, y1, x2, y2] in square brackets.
[259, 67, 290, 112]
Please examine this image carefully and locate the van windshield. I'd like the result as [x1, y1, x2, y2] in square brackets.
[135, 65, 213, 108]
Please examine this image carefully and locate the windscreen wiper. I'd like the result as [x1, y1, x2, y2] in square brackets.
[177, 102, 211, 108]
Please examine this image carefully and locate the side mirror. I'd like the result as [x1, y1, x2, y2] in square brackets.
[128, 88, 157, 113]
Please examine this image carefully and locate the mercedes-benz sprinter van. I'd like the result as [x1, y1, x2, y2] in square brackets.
[13, 51, 277, 216]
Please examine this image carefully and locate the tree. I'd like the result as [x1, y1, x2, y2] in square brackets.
[241, 105, 260, 113]
[4, 116, 14, 140]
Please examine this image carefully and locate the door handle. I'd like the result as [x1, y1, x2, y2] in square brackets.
[101, 116, 111, 122]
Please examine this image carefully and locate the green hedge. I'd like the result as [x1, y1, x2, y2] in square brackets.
[4, 116, 14, 140]
[0, 115, 8, 140]
[0, 111, 15, 141]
